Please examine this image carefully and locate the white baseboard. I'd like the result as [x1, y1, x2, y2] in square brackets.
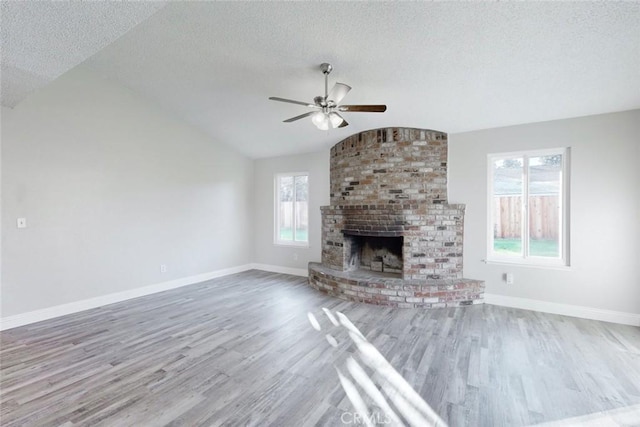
[10, 268, 634, 330]
[249, 263, 309, 277]
[485, 293, 640, 326]
[0, 264, 254, 331]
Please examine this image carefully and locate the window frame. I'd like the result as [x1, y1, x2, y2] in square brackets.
[487, 147, 570, 268]
[274, 172, 309, 247]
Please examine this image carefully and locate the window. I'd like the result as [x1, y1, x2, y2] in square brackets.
[275, 173, 309, 246]
[488, 148, 569, 266]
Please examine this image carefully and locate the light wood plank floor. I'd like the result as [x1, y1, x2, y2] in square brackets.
[1, 270, 639, 426]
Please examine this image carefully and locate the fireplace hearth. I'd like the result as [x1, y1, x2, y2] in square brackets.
[308, 127, 485, 308]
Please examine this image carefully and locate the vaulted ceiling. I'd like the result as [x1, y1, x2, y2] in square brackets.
[2, 2, 639, 158]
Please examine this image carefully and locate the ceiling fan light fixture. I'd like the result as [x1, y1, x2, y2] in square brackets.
[328, 112, 344, 128]
[312, 111, 329, 130]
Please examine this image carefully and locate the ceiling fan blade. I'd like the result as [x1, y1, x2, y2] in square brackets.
[328, 83, 351, 104]
[338, 105, 387, 112]
[338, 117, 349, 128]
[269, 97, 317, 108]
[283, 111, 315, 123]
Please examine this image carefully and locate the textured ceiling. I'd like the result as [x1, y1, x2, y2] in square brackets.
[3, 2, 640, 158]
[0, 1, 166, 107]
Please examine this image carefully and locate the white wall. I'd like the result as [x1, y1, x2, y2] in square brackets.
[1, 67, 254, 318]
[3, 70, 637, 325]
[253, 150, 329, 272]
[449, 110, 640, 315]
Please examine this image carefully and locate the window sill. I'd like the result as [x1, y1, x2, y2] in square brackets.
[484, 258, 571, 271]
[274, 241, 309, 248]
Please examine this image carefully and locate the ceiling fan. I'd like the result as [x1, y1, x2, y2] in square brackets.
[269, 63, 387, 130]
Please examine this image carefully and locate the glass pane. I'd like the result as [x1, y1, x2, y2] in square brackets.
[294, 175, 308, 242]
[279, 176, 293, 241]
[492, 158, 523, 256]
[528, 155, 561, 257]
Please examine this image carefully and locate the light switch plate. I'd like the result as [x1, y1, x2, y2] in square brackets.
[17, 218, 27, 228]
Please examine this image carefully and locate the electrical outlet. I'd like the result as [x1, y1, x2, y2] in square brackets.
[505, 273, 514, 285]
[160, 264, 167, 273]
[293, 253, 298, 261]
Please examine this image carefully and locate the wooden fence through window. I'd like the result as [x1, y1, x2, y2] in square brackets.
[279, 201, 309, 229]
[493, 195, 559, 240]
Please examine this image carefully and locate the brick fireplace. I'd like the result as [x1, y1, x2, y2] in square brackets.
[308, 127, 485, 308]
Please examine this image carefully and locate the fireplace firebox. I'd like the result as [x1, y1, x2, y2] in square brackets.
[346, 235, 403, 275]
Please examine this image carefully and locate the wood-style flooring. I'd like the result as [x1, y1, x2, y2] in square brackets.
[1, 270, 639, 426]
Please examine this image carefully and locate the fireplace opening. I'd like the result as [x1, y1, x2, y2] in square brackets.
[346, 234, 403, 276]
